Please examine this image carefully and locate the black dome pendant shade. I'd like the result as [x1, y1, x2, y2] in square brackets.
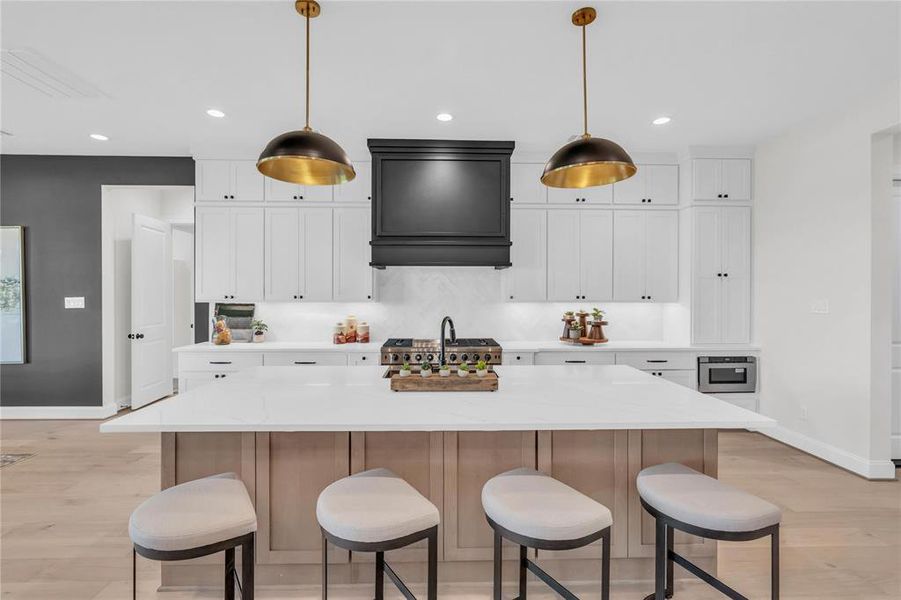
[541, 7, 635, 189]
[257, 0, 355, 186]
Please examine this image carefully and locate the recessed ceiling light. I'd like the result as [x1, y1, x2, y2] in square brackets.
[436, 113, 453, 122]
[652, 116, 672, 126]
[206, 108, 226, 118]
[90, 133, 109, 141]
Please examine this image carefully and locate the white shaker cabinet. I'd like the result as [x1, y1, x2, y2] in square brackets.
[692, 159, 751, 201]
[506, 209, 547, 301]
[334, 162, 372, 203]
[265, 178, 333, 202]
[510, 163, 547, 204]
[692, 206, 751, 344]
[195, 206, 265, 301]
[264, 207, 333, 301]
[195, 160, 264, 202]
[547, 210, 613, 301]
[613, 210, 678, 302]
[547, 184, 612, 205]
[333, 207, 373, 301]
[612, 165, 678, 205]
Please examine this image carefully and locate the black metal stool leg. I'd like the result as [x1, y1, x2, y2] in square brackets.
[375, 551, 385, 600]
[519, 545, 527, 600]
[493, 530, 503, 600]
[225, 547, 235, 600]
[771, 527, 780, 600]
[132, 548, 136, 600]
[655, 518, 667, 600]
[321, 534, 328, 600]
[241, 534, 254, 600]
[427, 526, 438, 600]
[666, 524, 674, 598]
[601, 529, 610, 600]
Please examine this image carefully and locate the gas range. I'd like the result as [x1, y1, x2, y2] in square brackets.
[381, 338, 503, 366]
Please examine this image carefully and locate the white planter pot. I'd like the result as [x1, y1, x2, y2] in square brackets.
[253, 333, 265, 343]
[476, 369, 488, 377]
[569, 330, 581, 339]
[420, 370, 431, 378]
[458, 370, 469, 378]
[439, 369, 451, 377]
[399, 370, 412, 378]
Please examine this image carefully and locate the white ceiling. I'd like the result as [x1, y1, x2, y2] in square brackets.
[1, 1, 898, 160]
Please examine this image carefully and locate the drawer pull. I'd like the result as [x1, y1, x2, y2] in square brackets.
[646, 359, 669, 363]
[209, 361, 233, 365]
[294, 361, 317, 365]
[565, 360, 587, 364]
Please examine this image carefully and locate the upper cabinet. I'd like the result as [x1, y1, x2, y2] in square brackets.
[506, 209, 547, 301]
[195, 206, 265, 301]
[691, 159, 751, 202]
[547, 184, 612, 205]
[510, 163, 547, 204]
[264, 207, 333, 301]
[264, 178, 333, 202]
[547, 210, 613, 301]
[334, 162, 372, 203]
[333, 207, 374, 301]
[613, 165, 678, 205]
[613, 211, 678, 302]
[195, 160, 264, 203]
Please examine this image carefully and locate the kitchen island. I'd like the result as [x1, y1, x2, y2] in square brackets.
[102, 365, 773, 590]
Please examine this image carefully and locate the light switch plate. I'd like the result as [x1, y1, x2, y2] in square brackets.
[64, 296, 85, 309]
[810, 299, 830, 314]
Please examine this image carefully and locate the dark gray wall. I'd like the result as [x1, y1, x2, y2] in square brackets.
[0, 155, 194, 407]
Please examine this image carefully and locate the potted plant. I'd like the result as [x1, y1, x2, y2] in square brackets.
[251, 320, 268, 343]
[438, 362, 451, 377]
[420, 361, 432, 377]
[399, 362, 412, 377]
[457, 363, 470, 378]
[475, 359, 489, 377]
[568, 321, 582, 339]
[591, 307, 605, 322]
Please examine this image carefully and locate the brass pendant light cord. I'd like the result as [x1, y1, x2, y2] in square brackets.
[581, 23, 588, 138]
[304, 7, 311, 131]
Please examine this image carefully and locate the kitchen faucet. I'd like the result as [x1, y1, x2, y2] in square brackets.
[439, 316, 456, 366]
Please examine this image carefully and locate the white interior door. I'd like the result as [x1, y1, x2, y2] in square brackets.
[131, 214, 172, 408]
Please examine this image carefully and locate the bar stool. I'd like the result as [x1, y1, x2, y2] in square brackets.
[637, 463, 782, 600]
[482, 468, 613, 600]
[128, 472, 257, 600]
[317, 468, 439, 600]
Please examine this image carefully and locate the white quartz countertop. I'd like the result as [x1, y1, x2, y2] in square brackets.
[101, 365, 774, 433]
[174, 341, 759, 354]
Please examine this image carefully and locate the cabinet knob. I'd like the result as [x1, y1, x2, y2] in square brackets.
[299, 195, 304, 200]
[223, 195, 227, 199]
[717, 194, 723, 198]
[723, 273, 728, 277]
[648, 198, 652, 203]
[366, 196, 372, 201]
[510, 295, 514, 300]
[724, 194, 729, 198]
[127, 333, 135, 339]
[299, 295, 304, 299]
[717, 273, 722, 277]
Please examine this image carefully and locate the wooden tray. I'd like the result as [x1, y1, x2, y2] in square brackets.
[559, 336, 609, 345]
[385, 369, 498, 392]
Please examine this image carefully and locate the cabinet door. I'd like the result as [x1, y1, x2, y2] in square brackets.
[645, 165, 679, 205]
[644, 211, 679, 302]
[510, 163, 547, 204]
[335, 162, 372, 203]
[301, 208, 333, 301]
[612, 168, 645, 204]
[721, 207, 751, 343]
[265, 178, 304, 202]
[721, 159, 751, 201]
[692, 159, 722, 201]
[580, 211, 613, 300]
[613, 211, 646, 301]
[692, 207, 723, 343]
[265, 207, 301, 300]
[547, 211, 582, 301]
[231, 161, 264, 202]
[506, 209, 547, 301]
[547, 185, 612, 205]
[333, 207, 372, 301]
[303, 184, 333, 203]
[230, 207, 265, 300]
[659, 370, 697, 390]
[195, 161, 232, 202]
[195, 206, 232, 300]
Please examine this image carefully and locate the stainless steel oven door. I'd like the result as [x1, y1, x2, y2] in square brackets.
[698, 357, 757, 393]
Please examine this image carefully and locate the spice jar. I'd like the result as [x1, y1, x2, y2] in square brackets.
[358, 322, 370, 343]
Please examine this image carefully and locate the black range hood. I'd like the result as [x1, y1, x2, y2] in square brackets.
[368, 139, 514, 269]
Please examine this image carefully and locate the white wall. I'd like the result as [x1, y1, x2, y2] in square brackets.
[754, 86, 899, 478]
[172, 226, 194, 374]
[892, 178, 901, 458]
[252, 267, 687, 344]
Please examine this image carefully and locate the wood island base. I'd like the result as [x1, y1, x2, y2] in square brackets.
[160, 429, 718, 589]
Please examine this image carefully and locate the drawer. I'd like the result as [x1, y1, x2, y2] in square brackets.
[177, 352, 263, 372]
[615, 352, 694, 371]
[534, 352, 616, 366]
[646, 369, 697, 390]
[503, 352, 535, 365]
[263, 352, 348, 366]
[348, 352, 380, 366]
[178, 371, 235, 392]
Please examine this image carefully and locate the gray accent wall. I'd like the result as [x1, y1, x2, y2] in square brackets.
[0, 155, 194, 407]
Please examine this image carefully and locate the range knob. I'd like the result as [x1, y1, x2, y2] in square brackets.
[461, 353, 469, 362]
[391, 353, 399, 362]
[427, 354, 434, 362]
[484, 353, 493, 361]
[449, 353, 458, 362]
[403, 353, 411, 362]
[414, 354, 422, 362]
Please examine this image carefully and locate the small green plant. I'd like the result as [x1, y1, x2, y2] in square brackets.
[251, 319, 268, 332]
[570, 321, 582, 331]
[564, 310, 575, 317]
[476, 359, 487, 371]
[591, 307, 605, 321]
[458, 363, 470, 372]
[401, 362, 411, 371]
[420, 361, 432, 371]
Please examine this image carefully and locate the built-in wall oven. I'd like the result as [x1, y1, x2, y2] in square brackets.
[697, 356, 757, 393]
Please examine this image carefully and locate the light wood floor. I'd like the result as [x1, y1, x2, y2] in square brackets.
[1, 420, 898, 599]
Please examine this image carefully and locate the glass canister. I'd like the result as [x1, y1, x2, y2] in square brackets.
[344, 315, 358, 343]
[358, 322, 370, 343]
[333, 322, 346, 344]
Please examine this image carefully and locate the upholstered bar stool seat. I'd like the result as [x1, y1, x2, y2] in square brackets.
[317, 468, 439, 600]
[129, 472, 256, 599]
[637, 463, 782, 600]
[482, 468, 613, 600]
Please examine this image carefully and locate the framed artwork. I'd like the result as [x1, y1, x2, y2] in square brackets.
[1, 226, 26, 364]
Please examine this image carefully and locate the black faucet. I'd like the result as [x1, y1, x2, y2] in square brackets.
[439, 316, 456, 366]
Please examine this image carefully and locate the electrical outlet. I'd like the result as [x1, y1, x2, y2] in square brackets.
[810, 299, 830, 314]
[64, 296, 85, 309]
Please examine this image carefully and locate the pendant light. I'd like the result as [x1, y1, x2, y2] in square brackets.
[257, 0, 355, 185]
[541, 7, 636, 188]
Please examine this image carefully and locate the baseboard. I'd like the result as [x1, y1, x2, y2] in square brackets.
[0, 404, 118, 420]
[762, 425, 897, 480]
